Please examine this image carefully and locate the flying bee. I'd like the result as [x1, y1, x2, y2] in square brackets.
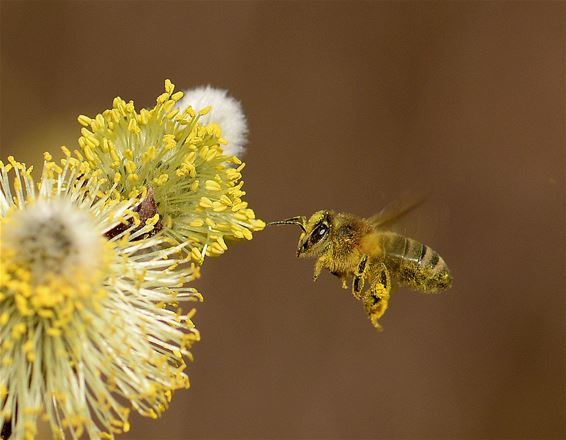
[268, 203, 452, 331]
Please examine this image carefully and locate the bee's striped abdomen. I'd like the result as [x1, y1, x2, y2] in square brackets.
[381, 232, 452, 293]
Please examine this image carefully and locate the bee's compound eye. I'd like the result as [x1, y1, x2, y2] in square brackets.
[310, 223, 328, 245]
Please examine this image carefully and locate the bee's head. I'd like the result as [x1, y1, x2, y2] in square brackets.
[268, 210, 333, 258]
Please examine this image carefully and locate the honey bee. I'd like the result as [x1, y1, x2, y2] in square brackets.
[269, 203, 452, 331]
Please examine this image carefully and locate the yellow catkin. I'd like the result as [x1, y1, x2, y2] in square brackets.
[68, 79, 265, 263]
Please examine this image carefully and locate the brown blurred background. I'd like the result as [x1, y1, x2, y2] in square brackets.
[1, 2, 564, 439]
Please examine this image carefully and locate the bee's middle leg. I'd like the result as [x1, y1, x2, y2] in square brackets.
[352, 254, 369, 299]
[331, 271, 349, 289]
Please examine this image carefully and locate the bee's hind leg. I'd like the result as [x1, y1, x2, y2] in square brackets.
[352, 254, 369, 299]
[363, 263, 391, 332]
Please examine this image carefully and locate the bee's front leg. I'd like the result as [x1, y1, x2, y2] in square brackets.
[313, 256, 329, 282]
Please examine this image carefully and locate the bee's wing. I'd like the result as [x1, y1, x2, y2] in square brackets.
[368, 195, 425, 228]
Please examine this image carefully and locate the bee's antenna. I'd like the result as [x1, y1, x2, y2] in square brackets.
[268, 216, 307, 233]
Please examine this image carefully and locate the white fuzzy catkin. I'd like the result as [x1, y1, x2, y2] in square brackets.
[176, 86, 248, 157]
[4, 199, 103, 283]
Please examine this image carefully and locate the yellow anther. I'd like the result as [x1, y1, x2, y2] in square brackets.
[220, 195, 232, 205]
[125, 160, 136, 174]
[199, 197, 213, 209]
[128, 118, 140, 133]
[216, 236, 228, 250]
[157, 92, 170, 104]
[139, 108, 149, 125]
[74, 149, 84, 161]
[163, 134, 177, 150]
[47, 327, 62, 337]
[167, 109, 180, 119]
[145, 214, 160, 227]
[165, 79, 175, 94]
[152, 173, 169, 186]
[77, 114, 92, 126]
[110, 148, 120, 163]
[101, 138, 110, 152]
[12, 323, 26, 339]
[212, 202, 227, 212]
[186, 105, 196, 117]
[163, 100, 176, 113]
[22, 339, 34, 353]
[198, 105, 212, 116]
[142, 145, 156, 163]
[83, 145, 96, 162]
[205, 180, 222, 191]
[61, 146, 72, 157]
[95, 113, 105, 128]
[171, 91, 184, 101]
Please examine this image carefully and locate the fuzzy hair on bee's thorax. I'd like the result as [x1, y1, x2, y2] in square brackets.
[298, 211, 372, 272]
